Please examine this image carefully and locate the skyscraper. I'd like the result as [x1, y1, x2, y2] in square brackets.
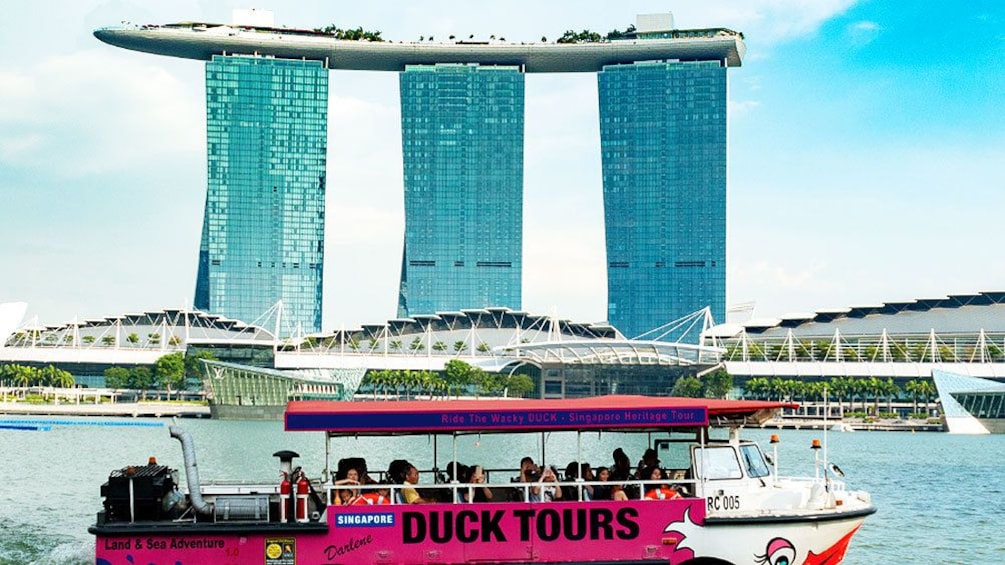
[397, 64, 525, 317]
[194, 55, 328, 333]
[599, 60, 728, 339]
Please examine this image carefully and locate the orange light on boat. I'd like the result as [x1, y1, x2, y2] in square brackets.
[811, 439, 822, 449]
[148, 456, 157, 465]
[770, 434, 780, 443]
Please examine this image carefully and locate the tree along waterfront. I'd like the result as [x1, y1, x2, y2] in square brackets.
[0, 363, 74, 388]
[741, 376, 938, 417]
[359, 360, 535, 400]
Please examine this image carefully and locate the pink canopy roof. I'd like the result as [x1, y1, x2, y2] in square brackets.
[284, 395, 795, 434]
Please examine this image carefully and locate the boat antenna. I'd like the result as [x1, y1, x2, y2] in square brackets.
[823, 384, 830, 489]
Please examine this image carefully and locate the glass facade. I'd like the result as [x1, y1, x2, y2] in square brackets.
[954, 392, 1005, 419]
[598, 60, 727, 340]
[397, 64, 524, 317]
[195, 55, 328, 334]
[541, 363, 698, 399]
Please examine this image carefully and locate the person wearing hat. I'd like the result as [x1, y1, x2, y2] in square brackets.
[637, 448, 660, 478]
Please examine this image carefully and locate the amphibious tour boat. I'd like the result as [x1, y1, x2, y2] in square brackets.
[91, 395, 875, 564]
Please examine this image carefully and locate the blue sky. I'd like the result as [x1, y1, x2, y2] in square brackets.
[2, 1, 1004, 331]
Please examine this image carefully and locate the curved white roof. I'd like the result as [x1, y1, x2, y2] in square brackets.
[707, 291, 1005, 339]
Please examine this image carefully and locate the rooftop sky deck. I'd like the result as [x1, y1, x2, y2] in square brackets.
[94, 23, 745, 71]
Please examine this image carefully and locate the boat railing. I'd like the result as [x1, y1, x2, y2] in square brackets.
[325, 478, 699, 505]
[775, 476, 848, 492]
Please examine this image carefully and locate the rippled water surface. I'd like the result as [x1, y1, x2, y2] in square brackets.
[2, 416, 1003, 564]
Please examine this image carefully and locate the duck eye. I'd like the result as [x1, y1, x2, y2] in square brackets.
[769, 546, 795, 565]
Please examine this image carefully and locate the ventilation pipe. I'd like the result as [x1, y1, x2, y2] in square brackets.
[169, 425, 214, 516]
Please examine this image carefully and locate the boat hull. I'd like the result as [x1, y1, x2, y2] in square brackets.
[93, 498, 872, 564]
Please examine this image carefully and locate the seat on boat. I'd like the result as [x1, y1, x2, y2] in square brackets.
[337, 457, 371, 482]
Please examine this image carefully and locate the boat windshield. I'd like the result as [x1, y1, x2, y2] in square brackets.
[694, 446, 743, 480]
[740, 444, 771, 478]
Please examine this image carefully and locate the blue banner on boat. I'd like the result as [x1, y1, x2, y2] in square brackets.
[286, 406, 707, 432]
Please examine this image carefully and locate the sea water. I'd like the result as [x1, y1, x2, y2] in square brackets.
[1, 416, 1003, 564]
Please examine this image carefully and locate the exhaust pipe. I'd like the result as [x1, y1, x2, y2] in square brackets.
[169, 425, 214, 516]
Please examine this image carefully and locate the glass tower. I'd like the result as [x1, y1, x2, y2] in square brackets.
[195, 55, 328, 334]
[598, 60, 727, 340]
[397, 64, 524, 317]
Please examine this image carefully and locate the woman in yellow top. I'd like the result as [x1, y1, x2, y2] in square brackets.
[388, 459, 434, 504]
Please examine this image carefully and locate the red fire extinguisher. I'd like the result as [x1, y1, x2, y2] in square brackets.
[295, 470, 310, 523]
[279, 472, 291, 523]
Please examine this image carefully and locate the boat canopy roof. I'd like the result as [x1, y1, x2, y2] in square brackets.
[284, 395, 795, 435]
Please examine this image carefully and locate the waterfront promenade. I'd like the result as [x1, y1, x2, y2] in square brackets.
[765, 416, 943, 432]
[0, 401, 209, 418]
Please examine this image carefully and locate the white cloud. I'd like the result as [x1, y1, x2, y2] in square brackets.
[848, 20, 881, 46]
[0, 49, 202, 177]
[671, 0, 858, 44]
[0, 134, 42, 160]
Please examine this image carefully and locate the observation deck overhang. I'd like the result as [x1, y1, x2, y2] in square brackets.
[94, 25, 745, 71]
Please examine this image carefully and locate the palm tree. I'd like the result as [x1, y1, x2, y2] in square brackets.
[828, 377, 849, 414]
[848, 378, 868, 412]
[13, 365, 33, 388]
[743, 377, 769, 400]
[767, 378, 786, 401]
[918, 380, 937, 416]
[432, 341, 447, 353]
[126, 333, 140, 346]
[476, 342, 491, 353]
[101, 335, 115, 347]
[389, 340, 403, 352]
[453, 341, 468, 355]
[904, 379, 920, 415]
[883, 378, 900, 414]
[82, 335, 96, 346]
[370, 370, 391, 400]
[865, 377, 885, 415]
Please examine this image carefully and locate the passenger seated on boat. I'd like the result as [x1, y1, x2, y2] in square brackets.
[517, 456, 539, 482]
[611, 448, 637, 500]
[611, 448, 635, 481]
[351, 481, 391, 505]
[636, 448, 660, 478]
[529, 466, 562, 502]
[509, 456, 540, 501]
[337, 457, 374, 484]
[641, 466, 681, 501]
[592, 466, 612, 501]
[331, 467, 361, 505]
[444, 461, 469, 503]
[563, 461, 593, 501]
[459, 464, 493, 503]
[388, 459, 434, 504]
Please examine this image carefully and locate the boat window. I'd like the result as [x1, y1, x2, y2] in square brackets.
[740, 444, 770, 478]
[694, 446, 742, 480]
